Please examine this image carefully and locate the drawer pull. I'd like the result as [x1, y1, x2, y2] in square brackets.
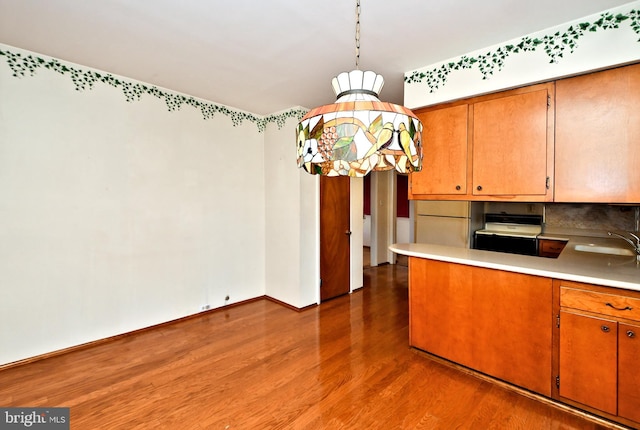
[605, 302, 633, 311]
[628, 330, 636, 339]
[601, 325, 611, 333]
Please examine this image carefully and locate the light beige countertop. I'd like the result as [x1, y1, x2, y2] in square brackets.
[390, 234, 640, 292]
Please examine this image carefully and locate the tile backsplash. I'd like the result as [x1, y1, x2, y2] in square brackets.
[544, 204, 638, 232]
[482, 202, 639, 237]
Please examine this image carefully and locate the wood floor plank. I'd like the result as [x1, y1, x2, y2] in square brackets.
[0, 265, 620, 429]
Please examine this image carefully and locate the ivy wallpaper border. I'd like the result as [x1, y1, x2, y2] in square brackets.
[405, 8, 640, 93]
[0, 48, 307, 132]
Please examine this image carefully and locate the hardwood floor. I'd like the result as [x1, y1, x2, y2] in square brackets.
[363, 246, 407, 268]
[0, 265, 618, 429]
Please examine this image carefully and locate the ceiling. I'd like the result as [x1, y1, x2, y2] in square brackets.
[0, 0, 633, 115]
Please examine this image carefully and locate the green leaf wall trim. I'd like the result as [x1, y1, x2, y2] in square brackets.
[405, 9, 640, 93]
[0, 49, 308, 132]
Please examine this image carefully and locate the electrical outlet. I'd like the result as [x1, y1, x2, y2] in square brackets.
[201, 304, 210, 311]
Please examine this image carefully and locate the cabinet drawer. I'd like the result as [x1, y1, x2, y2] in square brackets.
[538, 239, 567, 258]
[560, 287, 640, 321]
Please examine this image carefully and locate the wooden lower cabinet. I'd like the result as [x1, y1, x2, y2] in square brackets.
[409, 257, 553, 396]
[538, 239, 567, 258]
[558, 310, 618, 415]
[619, 322, 640, 424]
[409, 259, 640, 428]
[557, 280, 640, 427]
[409, 257, 474, 367]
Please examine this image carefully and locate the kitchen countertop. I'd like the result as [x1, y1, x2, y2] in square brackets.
[390, 234, 640, 292]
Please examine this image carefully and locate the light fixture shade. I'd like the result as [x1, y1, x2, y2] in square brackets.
[297, 70, 423, 177]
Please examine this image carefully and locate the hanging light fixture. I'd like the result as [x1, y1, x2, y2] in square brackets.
[296, 0, 423, 177]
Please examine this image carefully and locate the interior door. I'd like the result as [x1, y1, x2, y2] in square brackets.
[320, 175, 350, 302]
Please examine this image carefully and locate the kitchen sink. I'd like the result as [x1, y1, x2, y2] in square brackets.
[573, 244, 635, 256]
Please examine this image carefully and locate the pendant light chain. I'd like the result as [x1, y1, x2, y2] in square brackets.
[355, 0, 361, 69]
[296, 0, 423, 176]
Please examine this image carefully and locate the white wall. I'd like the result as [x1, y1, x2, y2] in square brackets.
[396, 218, 410, 244]
[363, 180, 409, 257]
[0, 44, 269, 365]
[405, 1, 640, 109]
[370, 170, 396, 265]
[363, 215, 371, 247]
[263, 136, 363, 301]
[363, 181, 409, 246]
[350, 177, 364, 291]
[9, 2, 629, 366]
[264, 113, 319, 308]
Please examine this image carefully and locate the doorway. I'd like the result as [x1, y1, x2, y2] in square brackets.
[363, 173, 372, 269]
[363, 170, 403, 268]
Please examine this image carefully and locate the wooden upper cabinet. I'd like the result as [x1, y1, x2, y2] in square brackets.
[555, 63, 640, 203]
[411, 104, 468, 196]
[472, 86, 552, 198]
[409, 83, 554, 201]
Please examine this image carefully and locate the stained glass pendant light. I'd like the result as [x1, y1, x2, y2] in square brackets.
[296, 0, 423, 177]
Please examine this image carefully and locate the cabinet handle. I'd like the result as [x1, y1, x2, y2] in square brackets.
[605, 302, 633, 311]
[628, 330, 636, 338]
[476, 185, 483, 191]
[601, 325, 611, 333]
[456, 185, 461, 191]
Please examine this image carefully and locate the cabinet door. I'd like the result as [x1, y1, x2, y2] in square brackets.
[555, 64, 640, 203]
[559, 310, 617, 415]
[471, 267, 553, 396]
[410, 104, 468, 196]
[472, 88, 550, 197]
[408, 258, 474, 368]
[409, 258, 552, 395]
[619, 322, 640, 423]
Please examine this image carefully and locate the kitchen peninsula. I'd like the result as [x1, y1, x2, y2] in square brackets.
[391, 238, 640, 428]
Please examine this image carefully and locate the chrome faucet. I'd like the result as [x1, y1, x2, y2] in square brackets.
[608, 231, 640, 262]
